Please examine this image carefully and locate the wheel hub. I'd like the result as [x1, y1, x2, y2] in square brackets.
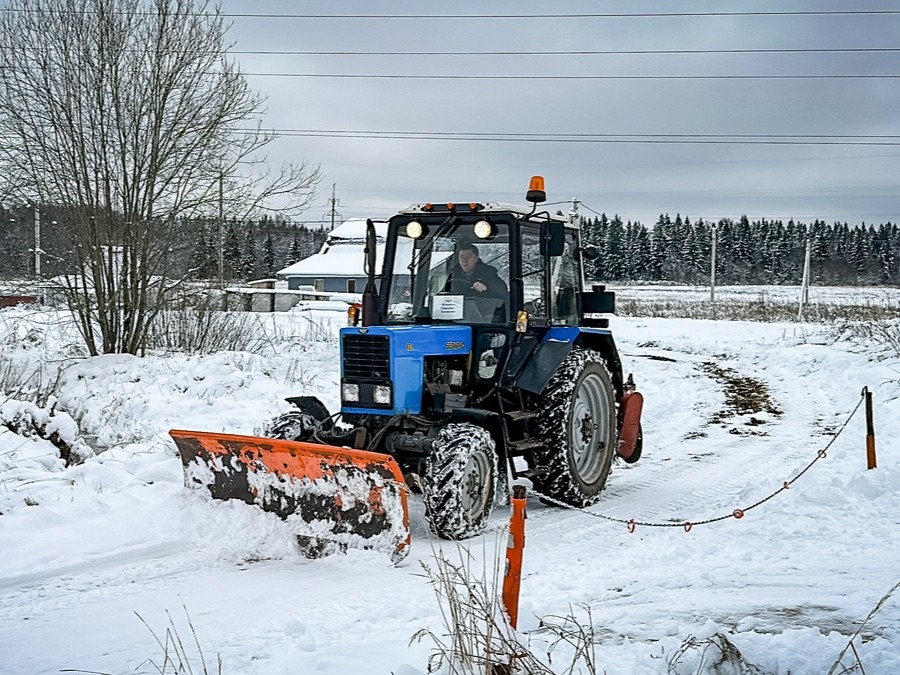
[461, 452, 491, 519]
[579, 414, 597, 445]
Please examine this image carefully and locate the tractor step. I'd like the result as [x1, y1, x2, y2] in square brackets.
[504, 409, 538, 422]
[517, 466, 549, 479]
[508, 438, 544, 452]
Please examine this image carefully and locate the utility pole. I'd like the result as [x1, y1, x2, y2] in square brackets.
[218, 172, 224, 286]
[798, 224, 812, 321]
[328, 183, 339, 231]
[710, 222, 717, 319]
[568, 197, 581, 227]
[33, 204, 41, 278]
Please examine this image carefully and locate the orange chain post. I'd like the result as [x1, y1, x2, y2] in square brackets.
[502, 484, 528, 629]
[865, 387, 877, 470]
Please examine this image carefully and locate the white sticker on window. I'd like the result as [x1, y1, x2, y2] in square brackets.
[431, 294, 464, 320]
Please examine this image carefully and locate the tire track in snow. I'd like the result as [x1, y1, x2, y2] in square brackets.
[522, 340, 850, 531]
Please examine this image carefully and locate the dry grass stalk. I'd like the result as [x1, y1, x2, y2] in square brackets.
[666, 632, 762, 675]
[827, 580, 900, 675]
[60, 600, 222, 675]
[413, 539, 602, 675]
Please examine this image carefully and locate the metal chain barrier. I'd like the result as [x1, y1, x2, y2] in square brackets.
[530, 391, 868, 533]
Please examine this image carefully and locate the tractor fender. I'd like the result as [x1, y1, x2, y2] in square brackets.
[447, 408, 508, 470]
[513, 327, 624, 396]
[448, 408, 505, 451]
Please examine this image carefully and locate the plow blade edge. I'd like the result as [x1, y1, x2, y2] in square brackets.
[170, 429, 410, 562]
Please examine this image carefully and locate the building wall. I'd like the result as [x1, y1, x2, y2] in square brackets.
[286, 276, 367, 293]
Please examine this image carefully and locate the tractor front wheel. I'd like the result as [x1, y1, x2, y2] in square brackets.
[423, 423, 496, 540]
[534, 348, 617, 507]
[263, 410, 317, 442]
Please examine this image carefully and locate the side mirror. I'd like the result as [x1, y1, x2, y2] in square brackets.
[539, 221, 565, 256]
[581, 285, 616, 314]
[581, 245, 600, 261]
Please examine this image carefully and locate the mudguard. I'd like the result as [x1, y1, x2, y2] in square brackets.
[617, 391, 644, 462]
[170, 429, 410, 562]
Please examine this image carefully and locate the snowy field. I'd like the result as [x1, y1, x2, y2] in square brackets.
[610, 283, 900, 307]
[1, 297, 898, 674]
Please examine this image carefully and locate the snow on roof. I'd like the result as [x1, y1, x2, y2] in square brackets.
[277, 218, 391, 278]
[278, 245, 374, 277]
[325, 218, 387, 243]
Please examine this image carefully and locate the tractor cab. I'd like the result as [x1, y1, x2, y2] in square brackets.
[375, 201, 584, 332]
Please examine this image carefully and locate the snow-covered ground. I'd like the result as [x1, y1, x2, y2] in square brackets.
[611, 283, 900, 307]
[0, 300, 898, 674]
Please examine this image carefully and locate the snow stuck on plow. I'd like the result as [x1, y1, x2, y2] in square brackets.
[170, 430, 410, 563]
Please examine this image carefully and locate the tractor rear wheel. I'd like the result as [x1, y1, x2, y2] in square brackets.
[534, 348, 617, 507]
[423, 423, 496, 540]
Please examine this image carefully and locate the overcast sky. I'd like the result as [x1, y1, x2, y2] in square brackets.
[219, 1, 900, 228]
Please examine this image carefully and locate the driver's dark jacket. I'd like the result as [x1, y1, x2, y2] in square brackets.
[444, 260, 508, 300]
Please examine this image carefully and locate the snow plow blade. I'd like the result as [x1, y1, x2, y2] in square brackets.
[170, 429, 410, 562]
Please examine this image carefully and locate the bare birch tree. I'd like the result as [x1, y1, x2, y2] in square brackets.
[0, 0, 320, 354]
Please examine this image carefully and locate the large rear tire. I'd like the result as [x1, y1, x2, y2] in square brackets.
[423, 423, 496, 540]
[534, 348, 617, 507]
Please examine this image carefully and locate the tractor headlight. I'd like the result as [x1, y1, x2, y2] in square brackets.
[406, 220, 427, 239]
[373, 384, 392, 404]
[342, 383, 360, 402]
[474, 220, 496, 239]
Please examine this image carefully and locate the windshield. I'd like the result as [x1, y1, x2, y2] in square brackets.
[386, 221, 510, 324]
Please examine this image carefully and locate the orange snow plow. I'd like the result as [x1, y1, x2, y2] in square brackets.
[170, 429, 410, 562]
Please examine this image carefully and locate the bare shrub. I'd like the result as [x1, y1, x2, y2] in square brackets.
[0, 399, 93, 466]
[0, 359, 63, 407]
[617, 298, 899, 323]
[143, 292, 267, 355]
[836, 318, 900, 361]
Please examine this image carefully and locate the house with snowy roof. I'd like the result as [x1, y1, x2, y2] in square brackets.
[276, 218, 388, 293]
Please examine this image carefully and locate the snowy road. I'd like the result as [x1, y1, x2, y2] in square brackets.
[1, 314, 898, 674]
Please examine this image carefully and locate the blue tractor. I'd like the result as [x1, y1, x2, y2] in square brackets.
[172, 177, 643, 559]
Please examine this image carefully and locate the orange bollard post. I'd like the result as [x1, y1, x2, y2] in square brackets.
[865, 387, 877, 470]
[502, 484, 527, 629]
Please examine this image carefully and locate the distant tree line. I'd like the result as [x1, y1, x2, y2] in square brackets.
[3, 203, 896, 287]
[582, 214, 899, 286]
[189, 215, 328, 280]
[0, 204, 328, 281]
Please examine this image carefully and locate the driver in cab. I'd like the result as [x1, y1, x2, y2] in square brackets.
[445, 243, 508, 300]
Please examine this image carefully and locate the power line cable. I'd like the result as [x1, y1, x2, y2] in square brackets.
[241, 72, 900, 80]
[3, 8, 900, 18]
[236, 129, 900, 147]
[5, 46, 899, 56]
[248, 129, 899, 139]
[226, 47, 900, 56]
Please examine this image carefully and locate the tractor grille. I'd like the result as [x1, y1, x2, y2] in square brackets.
[342, 334, 391, 380]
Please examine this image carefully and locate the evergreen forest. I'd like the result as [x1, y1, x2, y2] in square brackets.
[0, 204, 328, 281]
[581, 213, 898, 286]
[2, 203, 897, 286]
